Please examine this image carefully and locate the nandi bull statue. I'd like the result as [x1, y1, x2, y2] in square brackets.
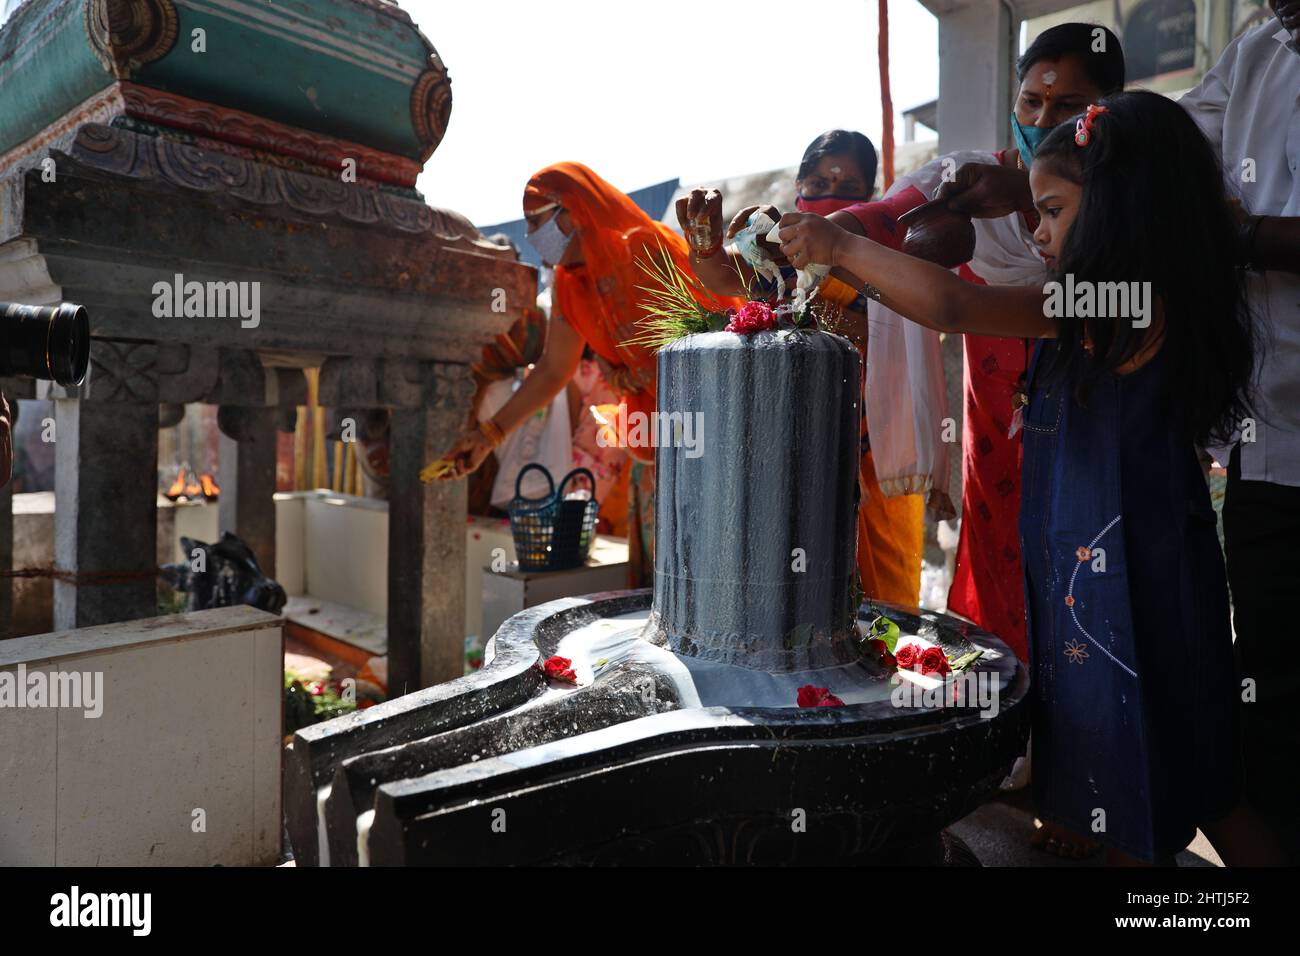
[161, 531, 287, 615]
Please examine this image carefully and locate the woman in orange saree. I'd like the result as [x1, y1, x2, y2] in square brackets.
[446, 162, 735, 586]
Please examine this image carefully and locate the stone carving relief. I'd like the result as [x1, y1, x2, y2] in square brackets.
[84, 339, 158, 403]
[118, 83, 423, 189]
[83, 0, 180, 80]
[410, 53, 452, 162]
[65, 123, 508, 255]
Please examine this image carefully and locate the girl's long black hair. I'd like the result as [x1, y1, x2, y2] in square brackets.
[1033, 89, 1256, 448]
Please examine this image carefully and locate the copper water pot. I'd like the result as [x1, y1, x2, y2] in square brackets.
[898, 199, 977, 269]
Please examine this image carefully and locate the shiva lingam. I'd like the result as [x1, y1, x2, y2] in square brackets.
[285, 329, 1027, 866]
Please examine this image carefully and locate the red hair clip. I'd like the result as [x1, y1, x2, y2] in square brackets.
[1074, 104, 1109, 147]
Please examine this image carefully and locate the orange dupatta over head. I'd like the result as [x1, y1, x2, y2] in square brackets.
[525, 162, 736, 461]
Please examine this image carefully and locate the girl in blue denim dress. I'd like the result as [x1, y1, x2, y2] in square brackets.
[777, 90, 1281, 864]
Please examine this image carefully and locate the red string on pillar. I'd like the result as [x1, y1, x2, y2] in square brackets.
[878, 0, 895, 192]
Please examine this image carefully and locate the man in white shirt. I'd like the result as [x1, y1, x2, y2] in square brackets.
[1180, 1, 1300, 862]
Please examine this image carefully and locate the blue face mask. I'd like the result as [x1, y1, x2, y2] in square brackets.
[1011, 114, 1050, 163]
[527, 214, 573, 266]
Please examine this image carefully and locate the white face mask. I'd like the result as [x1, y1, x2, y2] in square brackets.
[527, 213, 573, 266]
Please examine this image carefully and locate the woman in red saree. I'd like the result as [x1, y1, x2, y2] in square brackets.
[446, 161, 736, 585]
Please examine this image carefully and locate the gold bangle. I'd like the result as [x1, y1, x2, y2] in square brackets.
[478, 418, 505, 448]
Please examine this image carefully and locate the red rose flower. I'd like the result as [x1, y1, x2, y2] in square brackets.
[797, 684, 845, 708]
[894, 643, 919, 670]
[542, 655, 578, 683]
[867, 638, 896, 668]
[919, 646, 951, 677]
[725, 300, 777, 335]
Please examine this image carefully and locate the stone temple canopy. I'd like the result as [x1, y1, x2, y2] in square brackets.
[0, 0, 535, 691]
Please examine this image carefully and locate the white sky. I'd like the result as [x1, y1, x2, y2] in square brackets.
[405, 0, 939, 226]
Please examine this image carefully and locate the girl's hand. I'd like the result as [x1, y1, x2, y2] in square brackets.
[776, 212, 848, 269]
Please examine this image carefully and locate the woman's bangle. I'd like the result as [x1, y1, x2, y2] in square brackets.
[477, 418, 506, 448]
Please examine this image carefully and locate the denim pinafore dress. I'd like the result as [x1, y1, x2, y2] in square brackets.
[1018, 340, 1241, 862]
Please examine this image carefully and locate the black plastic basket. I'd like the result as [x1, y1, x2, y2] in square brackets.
[507, 464, 598, 572]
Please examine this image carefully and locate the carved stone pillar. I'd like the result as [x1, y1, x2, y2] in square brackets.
[47, 339, 223, 630]
[387, 407, 465, 692]
[211, 353, 301, 580]
[319, 356, 474, 692]
[54, 397, 159, 628]
[389, 362, 473, 691]
[217, 405, 279, 579]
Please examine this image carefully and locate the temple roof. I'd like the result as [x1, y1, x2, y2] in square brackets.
[0, 0, 451, 172]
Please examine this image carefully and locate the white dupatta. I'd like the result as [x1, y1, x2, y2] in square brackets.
[865, 150, 1047, 517]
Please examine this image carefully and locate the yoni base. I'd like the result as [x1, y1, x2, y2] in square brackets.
[287, 590, 1029, 866]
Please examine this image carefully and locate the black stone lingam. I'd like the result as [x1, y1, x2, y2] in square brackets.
[284, 328, 1029, 866]
[648, 331, 861, 671]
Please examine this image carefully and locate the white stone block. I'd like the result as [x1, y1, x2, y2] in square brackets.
[0, 606, 283, 866]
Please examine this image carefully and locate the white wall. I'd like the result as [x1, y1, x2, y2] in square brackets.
[0, 606, 283, 866]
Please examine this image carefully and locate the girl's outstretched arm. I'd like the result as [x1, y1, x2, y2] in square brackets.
[1249, 216, 1300, 275]
[777, 212, 1056, 340]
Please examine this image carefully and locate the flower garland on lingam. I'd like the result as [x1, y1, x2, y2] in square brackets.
[626, 232, 838, 350]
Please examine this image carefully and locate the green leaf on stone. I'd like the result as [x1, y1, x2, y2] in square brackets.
[870, 615, 901, 653]
[949, 649, 985, 673]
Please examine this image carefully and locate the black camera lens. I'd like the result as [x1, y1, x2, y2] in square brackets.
[0, 302, 91, 386]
